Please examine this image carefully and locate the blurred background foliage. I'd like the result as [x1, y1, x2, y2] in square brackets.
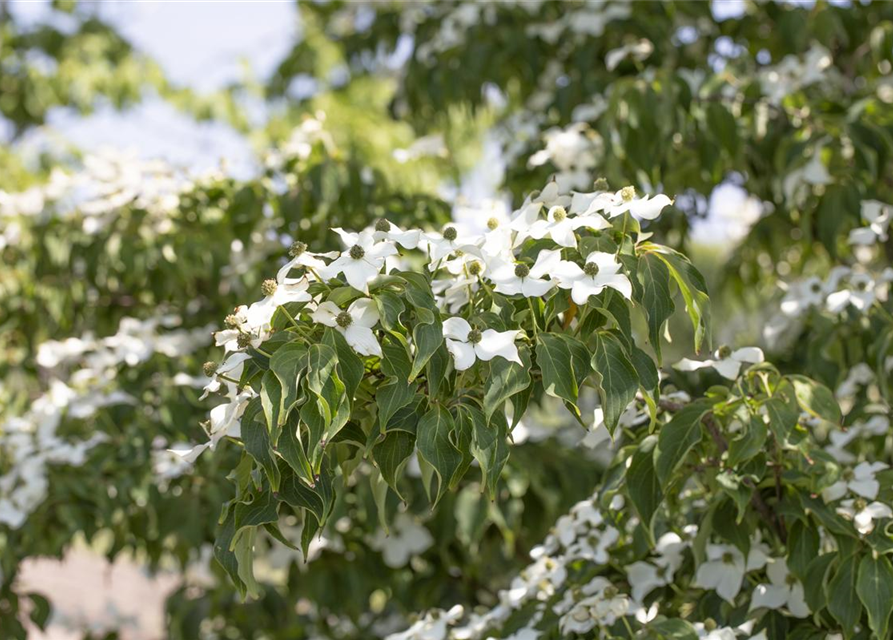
[1, 1, 893, 638]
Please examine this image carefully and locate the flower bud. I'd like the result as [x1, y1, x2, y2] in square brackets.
[349, 244, 366, 260]
[593, 177, 609, 191]
[224, 314, 240, 328]
[620, 185, 636, 202]
[237, 333, 253, 349]
[551, 206, 567, 222]
[203, 361, 218, 377]
[467, 328, 483, 344]
[443, 226, 458, 242]
[467, 261, 483, 276]
[514, 263, 531, 278]
[583, 262, 600, 277]
[717, 344, 732, 359]
[374, 219, 391, 233]
[486, 217, 500, 230]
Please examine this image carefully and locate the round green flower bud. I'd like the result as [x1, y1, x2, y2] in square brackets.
[374, 218, 391, 233]
[467, 328, 483, 344]
[603, 586, 619, 599]
[203, 361, 218, 377]
[620, 185, 636, 202]
[593, 177, 609, 191]
[486, 217, 500, 231]
[717, 344, 733, 359]
[289, 241, 307, 257]
[443, 226, 458, 242]
[467, 261, 483, 276]
[224, 314, 240, 328]
[551, 206, 567, 222]
[514, 263, 531, 278]
[336, 311, 353, 328]
[583, 262, 600, 277]
[704, 619, 718, 632]
[237, 333, 253, 349]
[261, 279, 277, 297]
[349, 244, 366, 260]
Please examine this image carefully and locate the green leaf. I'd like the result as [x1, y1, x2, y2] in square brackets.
[269, 342, 308, 417]
[214, 511, 245, 598]
[463, 404, 509, 500]
[789, 375, 841, 424]
[381, 335, 412, 381]
[260, 370, 283, 440]
[242, 399, 281, 492]
[646, 618, 698, 640]
[857, 553, 893, 639]
[277, 464, 333, 526]
[654, 401, 710, 484]
[765, 392, 800, 443]
[638, 253, 675, 363]
[375, 290, 406, 331]
[536, 334, 578, 406]
[377, 378, 416, 433]
[727, 414, 768, 467]
[482, 348, 531, 422]
[322, 328, 364, 401]
[234, 491, 279, 533]
[276, 413, 315, 486]
[410, 316, 444, 382]
[647, 245, 711, 354]
[233, 527, 261, 598]
[827, 554, 863, 634]
[803, 553, 836, 613]
[787, 520, 820, 582]
[301, 343, 338, 398]
[373, 429, 416, 500]
[26, 593, 51, 630]
[627, 435, 663, 541]
[415, 406, 462, 507]
[591, 332, 639, 436]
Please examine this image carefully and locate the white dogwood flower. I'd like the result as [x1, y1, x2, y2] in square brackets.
[424, 225, 480, 266]
[243, 277, 312, 331]
[675, 346, 765, 380]
[625, 532, 689, 601]
[554, 251, 632, 304]
[750, 559, 809, 618]
[825, 273, 876, 313]
[276, 241, 338, 282]
[442, 317, 521, 371]
[489, 249, 562, 297]
[525, 205, 611, 248]
[849, 200, 891, 246]
[836, 499, 893, 535]
[585, 186, 673, 220]
[372, 218, 422, 249]
[312, 298, 382, 357]
[321, 229, 397, 293]
[693, 542, 768, 603]
[822, 460, 888, 501]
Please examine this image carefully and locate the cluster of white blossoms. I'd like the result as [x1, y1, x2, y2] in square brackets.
[527, 124, 602, 192]
[0, 150, 197, 237]
[1, 316, 212, 528]
[758, 44, 833, 106]
[190, 180, 673, 461]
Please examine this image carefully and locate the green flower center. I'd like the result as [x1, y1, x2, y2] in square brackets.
[443, 226, 458, 242]
[717, 345, 733, 359]
[583, 262, 600, 277]
[237, 333, 252, 349]
[467, 261, 483, 276]
[289, 241, 307, 257]
[603, 586, 619, 599]
[374, 219, 391, 233]
[552, 207, 567, 222]
[261, 279, 278, 297]
[202, 361, 218, 377]
[349, 244, 366, 260]
[593, 177, 609, 191]
[487, 217, 500, 230]
[467, 329, 483, 344]
[336, 311, 353, 328]
[722, 552, 735, 564]
[514, 264, 531, 278]
[224, 313, 240, 328]
[621, 185, 636, 202]
[786, 574, 798, 587]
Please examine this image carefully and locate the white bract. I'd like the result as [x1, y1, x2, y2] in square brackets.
[836, 499, 893, 535]
[553, 251, 633, 304]
[749, 559, 809, 618]
[848, 200, 891, 246]
[489, 249, 562, 298]
[441, 317, 521, 371]
[822, 460, 888, 501]
[585, 186, 673, 221]
[693, 542, 769, 604]
[312, 298, 382, 357]
[675, 346, 765, 380]
[321, 229, 397, 293]
[524, 204, 610, 248]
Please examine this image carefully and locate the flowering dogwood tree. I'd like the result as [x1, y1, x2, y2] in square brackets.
[3, 1, 893, 639]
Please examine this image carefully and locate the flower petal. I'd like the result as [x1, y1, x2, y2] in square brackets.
[442, 317, 472, 342]
[349, 298, 380, 328]
[445, 338, 476, 371]
[475, 329, 522, 365]
[311, 301, 340, 327]
[344, 325, 381, 357]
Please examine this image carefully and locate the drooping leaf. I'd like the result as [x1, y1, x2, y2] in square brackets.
[856, 553, 893, 640]
[627, 435, 662, 541]
[591, 332, 639, 436]
[415, 405, 462, 506]
[654, 401, 710, 484]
